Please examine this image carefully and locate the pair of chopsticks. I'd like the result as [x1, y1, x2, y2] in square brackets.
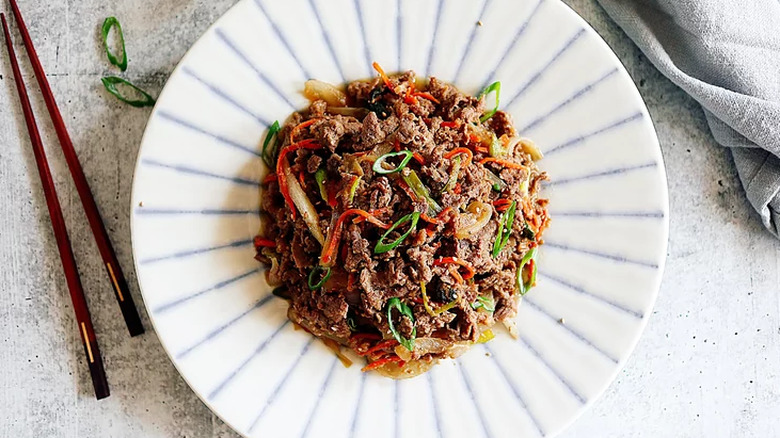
[2, 0, 144, 400]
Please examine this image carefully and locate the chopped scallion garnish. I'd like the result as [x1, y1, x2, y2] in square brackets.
[101, 17, 127, 72]
[373, 150, 413, 174]
[387, 298, 416, 351]
[402, 170, 443, 214]
[492, 201, 517, 257]
[375, 211, 421, 254]
[261, 121, 281, 168]
[315, 168, 328, 202]
[308, 266, 332, 290]
[478, 81, 501, 123]
[517, 247, 539, 295]
[471, 295, 495, 312]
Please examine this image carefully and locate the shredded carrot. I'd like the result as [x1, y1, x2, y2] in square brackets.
[468, 133, 480, 143]
[434, 257, 475, 281]
[372, 62, 395, 92]
[360, 339, 399, 357]
[327, 185, 338, 208]
[404, 82, 417, 105]
[412, 92, 440, 104]
[347, 273, 356, 292]
[262, 173, 277, 185]
[298, 170, 306, 187]
[444, 147, 473, 167]
[290, 118, 318, 143]
[320, 209, 390, 266]
[440, 121, 460, 129]
[493, 199, 512, 207]
[412, 152, 425, 165]
[362, 355, 404, 372]
[397, 179, 419, 202]
[393, 138, 401, 152]
[420, 213, 440, 225]
[276, 139, 322, 219]
[475, 146, 490, 154]
[453, 183, 462, 194]
[479, 157, 525, 169]
[448, 265, 464, 284]
[437, 207, 454, 221]
[353, 207, 391, 224]
[253, 237, 276, 248]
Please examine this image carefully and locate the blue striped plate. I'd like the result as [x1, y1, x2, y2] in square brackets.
[130, 0, 668, 436]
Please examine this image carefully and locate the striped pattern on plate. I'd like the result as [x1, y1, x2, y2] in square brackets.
[130, 0, 669, 437]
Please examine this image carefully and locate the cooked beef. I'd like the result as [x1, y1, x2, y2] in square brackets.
[256, 69, 550, 378]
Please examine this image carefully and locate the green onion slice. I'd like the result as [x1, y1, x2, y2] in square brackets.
[471, 295, 495, 312]
[375, 211, 421, 254]
[387, 298, 416, 351]
[516, 247, 539, 295]
[373, 151, 414, 174]
[402, 170, 443, 214]
[308, 266, 332, 290]
[101, 17, 127, 71]
[261, 121, 282, 168]
[315, 168, 328, 202]
[101, 76, 155, 108]
[478, 81, 501, 123]
[443, 155, 462, 193]
[492, 201, 517, 257]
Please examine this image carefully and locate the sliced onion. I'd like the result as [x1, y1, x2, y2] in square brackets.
[304, 79, 347, 107]
[283, 162, 325, 245]
[455, 201, 493, 239]
[519, 138, 543, 161]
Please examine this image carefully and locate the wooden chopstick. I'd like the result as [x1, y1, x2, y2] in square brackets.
[1, 13, 110, 400]
[8, 0, 144, 337]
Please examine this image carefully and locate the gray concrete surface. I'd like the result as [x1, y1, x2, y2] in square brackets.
[0, 0, 778, 437]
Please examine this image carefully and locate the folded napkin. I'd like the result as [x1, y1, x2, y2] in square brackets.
[595, 0, 780, 237]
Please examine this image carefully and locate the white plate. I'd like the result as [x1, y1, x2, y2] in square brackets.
[130, 0, 669, 437]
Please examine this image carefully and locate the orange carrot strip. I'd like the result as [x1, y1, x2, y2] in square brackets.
[290, 118, 318, 143]
[262, 173, 277, 185]
[433, 257, 476, 281]
[360, 339, 399, 357]
[361, 355, 404, 372]
[253, 237, 276, 248]
[444, 147, 473, 167]
[372, 62, 395, 92]
[276, 139, 321, 219]
[412, 92, 440, 104]
[412, 152, 425, 165]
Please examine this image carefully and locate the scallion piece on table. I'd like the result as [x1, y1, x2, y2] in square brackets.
[262, 121, 281, 168]
[308, 266, 332, 290]
[375, 211, 421, 254]
[101, 76, 155, 108]
[402, 170, 443, 214]
[387, 297, 416, 351]
[478, 81, 501, 123]
[101, 17, 127, 71]
[373, 150, 414, 174]
[492, 200, 517, 257]
[516, 247, 539, 295]
[315, 168, 328, 202]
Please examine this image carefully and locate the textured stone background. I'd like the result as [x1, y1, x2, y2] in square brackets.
[0, 0, 778, 437]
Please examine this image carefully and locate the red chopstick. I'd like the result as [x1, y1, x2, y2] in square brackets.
[1, 13, 109, 400]
[8, 0, 144, 337]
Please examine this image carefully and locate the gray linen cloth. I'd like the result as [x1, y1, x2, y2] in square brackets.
[595, 0, 780, 237]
